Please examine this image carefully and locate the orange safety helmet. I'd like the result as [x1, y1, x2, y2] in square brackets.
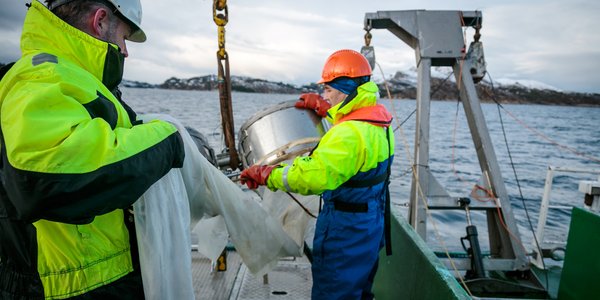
[317, 49, 372, 84]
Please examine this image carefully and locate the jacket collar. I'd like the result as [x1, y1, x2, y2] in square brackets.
[21, 1, 124, 90]
[338, 105, 392, 127]
[326, 81, 380, 125]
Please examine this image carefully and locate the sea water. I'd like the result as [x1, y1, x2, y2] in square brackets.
[121, 87, 600, 253]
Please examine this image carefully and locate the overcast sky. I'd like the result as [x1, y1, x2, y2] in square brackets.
[1, 0, 599, 93]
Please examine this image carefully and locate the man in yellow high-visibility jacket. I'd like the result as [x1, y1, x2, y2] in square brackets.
[241, 49, 395, 300]
[0, 1, 184, 298]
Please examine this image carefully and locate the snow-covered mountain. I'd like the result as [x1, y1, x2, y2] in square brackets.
[2, 61, 595, 106]
[117, 71, 599, 106]
[376, 68, 598, 106]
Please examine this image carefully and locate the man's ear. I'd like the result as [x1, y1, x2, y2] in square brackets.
[90, 7, 109, 38]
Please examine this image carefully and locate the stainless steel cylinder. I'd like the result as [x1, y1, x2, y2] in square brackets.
[238, 100, 329, 168]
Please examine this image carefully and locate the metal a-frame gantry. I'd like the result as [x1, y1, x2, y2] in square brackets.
[363, 10, 530, 275]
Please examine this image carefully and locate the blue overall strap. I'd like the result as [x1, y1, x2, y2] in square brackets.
[384, 128, 392, 255]
[342, 172, 388, 188]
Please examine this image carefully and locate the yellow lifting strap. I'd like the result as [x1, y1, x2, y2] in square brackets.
[213, 0, 239, 169]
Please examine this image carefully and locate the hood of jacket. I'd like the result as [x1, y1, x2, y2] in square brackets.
[325, 81, 380, 125]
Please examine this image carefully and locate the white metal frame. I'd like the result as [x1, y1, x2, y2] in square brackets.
[532, 165, 600, 269]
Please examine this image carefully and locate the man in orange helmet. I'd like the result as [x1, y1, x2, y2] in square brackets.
[241, 49, 395, 299]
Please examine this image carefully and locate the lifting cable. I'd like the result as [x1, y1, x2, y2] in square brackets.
[213, 0, 240, 169]
[286, 192, 317, 218]
[248, 137, 321, 219]
[451, 24, 598, 288]
[491, 82, 549, 287]
[389, 71, 453, 132]
[457, 26, 597, 291]
[492, 95, 600, 164]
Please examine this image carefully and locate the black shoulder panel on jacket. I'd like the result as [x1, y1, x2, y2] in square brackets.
[0, 62, 15, 81]
[82, 91, 118, 129]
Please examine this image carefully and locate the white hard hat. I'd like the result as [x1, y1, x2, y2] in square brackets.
[47, 0, 146, 42]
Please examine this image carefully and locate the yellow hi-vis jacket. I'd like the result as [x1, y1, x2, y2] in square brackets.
[0, 1, 184, 298]
[266, 81, 394, 299]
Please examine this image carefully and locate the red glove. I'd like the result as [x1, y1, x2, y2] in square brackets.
[240, 165, 278, 189]
[294, 93, 331, 117]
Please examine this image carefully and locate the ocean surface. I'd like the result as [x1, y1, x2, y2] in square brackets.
[121, 87, 600, 253]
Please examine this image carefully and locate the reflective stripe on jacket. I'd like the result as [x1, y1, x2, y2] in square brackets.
[0, 2, 184, 298]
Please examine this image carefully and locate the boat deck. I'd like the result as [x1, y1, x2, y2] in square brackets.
[192, 250, 312, 299]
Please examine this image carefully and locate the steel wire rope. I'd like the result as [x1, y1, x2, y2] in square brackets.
[458, 66, 600, 291]
[487, 91, 600, 164]
[485, 68, 599, 264]
[286, 192, 317, 218]
[247, 136, 321, 219]
[449, 96, 494, 203]
[486, 72, 551, 288]
[237, 171, 318, 219]
[393, 71, 454, 132]
[432, 13, 526, 292]
[369, 13, 505, 294]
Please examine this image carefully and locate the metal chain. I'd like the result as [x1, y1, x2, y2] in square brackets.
[213, 0, 228, 59]
[364, 32, 372, 47]
[213, 0, 239, 169]
[473, 23, 481, 42]
[472, 13, 481, 42]
[364, 20, 372, 47]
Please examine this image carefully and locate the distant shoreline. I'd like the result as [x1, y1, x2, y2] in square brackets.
[120, 75, 600, 107]
[2, 61, 597, 106]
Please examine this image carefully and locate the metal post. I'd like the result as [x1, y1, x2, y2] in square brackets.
[532, 166, 555, 268]
[409, 58, 432, 238]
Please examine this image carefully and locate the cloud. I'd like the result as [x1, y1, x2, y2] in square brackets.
[1, 0, 599, 93]
[0, 0, 28, 62]
[0, 1, 27, 30]
[483, 1, 600, 92]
